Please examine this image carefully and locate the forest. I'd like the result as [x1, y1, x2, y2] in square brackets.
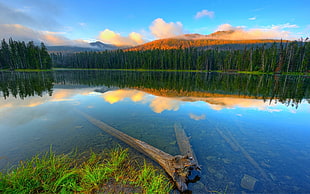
[51, 40, 309, 73]
[0, 38, 308, 73]
[125, 38, 284, 51]
[1, 70, 308, 108]
[0, 38, 52, 70]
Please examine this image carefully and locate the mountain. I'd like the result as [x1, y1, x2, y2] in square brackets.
[89, 41, 119, 50]
[47, 31, 289, 53]
[174, 30, 236, 40]
[47, 41, 119, 53]
[126, 31, 285, 51]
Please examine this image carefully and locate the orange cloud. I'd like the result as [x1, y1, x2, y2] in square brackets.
[102, 90, 146, 104]
[0, 96, 46, 109]
[0, 88, 94, 110]
[205, 97, 279, 111]
[101, 89, 182, 113]
[50, 89, 92, 102]
[44, 34, 63, 45]
[149, 97, 181, 113]
[149, 18, 184, 39]
[0, 24, 89, 46]
[129, 32, 144, 44]
[98, 29, 145, 46]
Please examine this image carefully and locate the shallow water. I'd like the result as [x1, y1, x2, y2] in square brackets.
[0, 71, 309, 193]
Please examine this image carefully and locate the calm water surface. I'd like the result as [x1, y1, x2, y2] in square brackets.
[0, 70, 309, 193]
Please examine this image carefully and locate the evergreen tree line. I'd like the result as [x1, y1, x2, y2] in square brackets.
[51, 40, 309, 73]
[0, 38, 52, 70]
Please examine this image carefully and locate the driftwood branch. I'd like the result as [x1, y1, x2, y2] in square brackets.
[77, 110, 200, 192]
[174, 123, 199, 166]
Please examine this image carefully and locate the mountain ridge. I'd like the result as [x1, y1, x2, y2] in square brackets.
[125, 30, 288, 51]
[47, 41, 121, 53]
[48, 31, 290, 53]
[126, 37, 285, 51]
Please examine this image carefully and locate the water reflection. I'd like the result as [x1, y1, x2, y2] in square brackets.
[98, 88, 307, 115]
[102, 89, 146, 104]
[1, 70, 309, 108]
[0, 70, 309, 193]
[0, 71, 54, 99]
[189, 113, 206, 120]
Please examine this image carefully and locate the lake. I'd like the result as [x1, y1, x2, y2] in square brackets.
[0, 70, 309, 193]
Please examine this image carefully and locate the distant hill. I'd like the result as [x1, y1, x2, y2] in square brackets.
[89, 41, 119, 50]
[47, 31, 290, 53]
[47, 41, 120, 53]
[126, 31, 286, 51]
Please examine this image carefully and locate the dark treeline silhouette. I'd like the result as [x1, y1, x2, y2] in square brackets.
[51, 40, 309, 73]
[0, 71, 54, 99]
[2, 70, 306, 107]
[0, 38, 52, 70]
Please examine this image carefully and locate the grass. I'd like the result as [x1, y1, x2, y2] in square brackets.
[0, 69, 53, 72]
[0, 146, 173, 193]
[53, 67, 206, 73]
[15, 69, 53, 72]
[235, 71, 273, 75]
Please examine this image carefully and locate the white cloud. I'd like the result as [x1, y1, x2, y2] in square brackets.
[0, 2, 60, 31]
[304, 25, 310, 37]
[270, 23, 299, 30]
[149, 18, 184, 39]
[189, 113, 206, 120]
[214, 23, 299, 40]
[78, 22, 87, 27]
[248, 17, 256, 20]
[206, 97, 279, 111]
[195, 9, 214, 19]
[0, 24, 89, 46]
[98, 29, 145, 46]
[0, 3, 36, 26]
[216, 24, 244, 31]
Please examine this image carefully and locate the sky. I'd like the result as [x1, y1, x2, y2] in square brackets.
[0, 0, 309, 46]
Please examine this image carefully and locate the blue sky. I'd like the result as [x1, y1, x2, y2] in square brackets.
[0, 0, 309, 46]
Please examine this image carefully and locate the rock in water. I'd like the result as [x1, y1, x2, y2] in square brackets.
[241, 174, 258, 191]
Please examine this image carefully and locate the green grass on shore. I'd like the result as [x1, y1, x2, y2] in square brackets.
[0, 147, 173, 193]
[15, 69, 53, 72]
[0, 69, 53, 72]
[53, 67, 206, 73]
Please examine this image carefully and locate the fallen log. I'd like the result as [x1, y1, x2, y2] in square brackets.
[77, 110, 200, 192]
[174, 123, 199, 165]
